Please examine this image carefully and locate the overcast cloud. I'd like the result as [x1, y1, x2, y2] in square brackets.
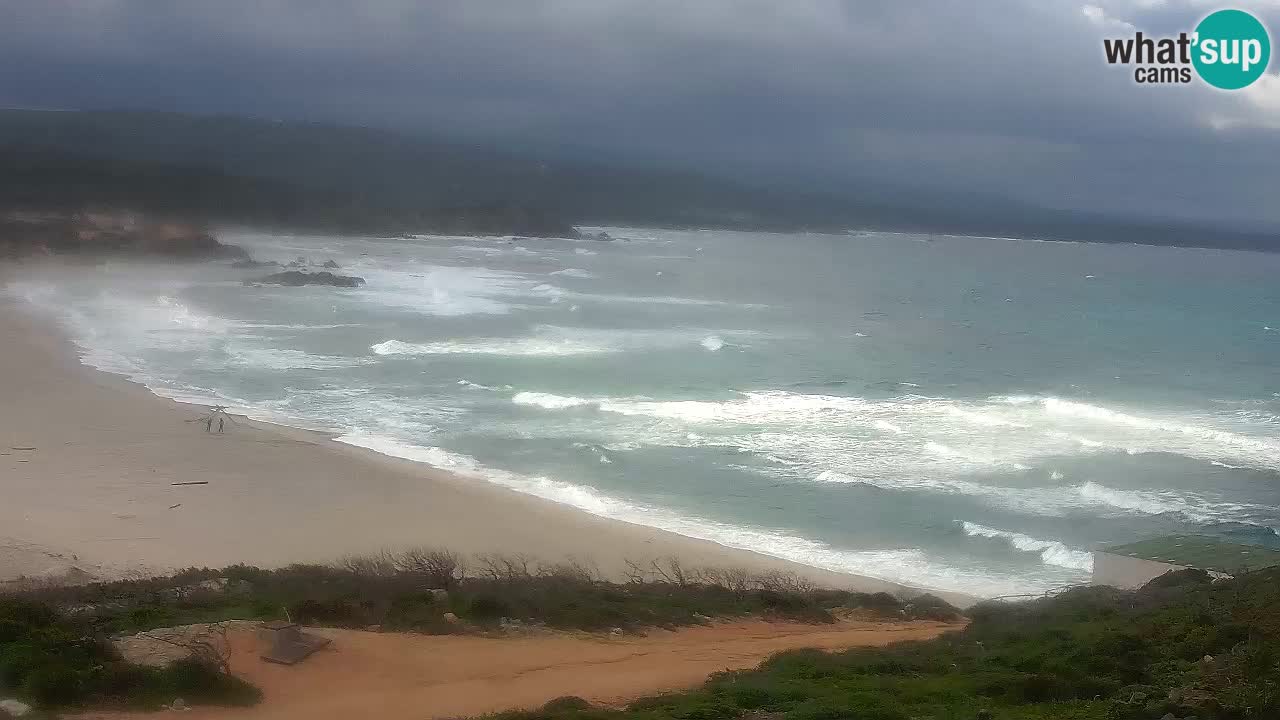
[2, 0, 1280, 226]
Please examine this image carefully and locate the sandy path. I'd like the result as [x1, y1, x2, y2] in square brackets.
[79, 619, 961, 720]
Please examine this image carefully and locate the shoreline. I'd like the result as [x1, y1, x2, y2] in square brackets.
[0, 285, 973, 606]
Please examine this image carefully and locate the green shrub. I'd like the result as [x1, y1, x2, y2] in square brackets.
[542, 696, 593, 712]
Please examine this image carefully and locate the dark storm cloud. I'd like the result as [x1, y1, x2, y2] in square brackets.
[2, 0, 1279, 224]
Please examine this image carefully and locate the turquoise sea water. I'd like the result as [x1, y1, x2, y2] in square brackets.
[10, 227, 1280, 597]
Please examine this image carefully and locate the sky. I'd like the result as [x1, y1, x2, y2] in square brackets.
[3, 0, 1280, 227]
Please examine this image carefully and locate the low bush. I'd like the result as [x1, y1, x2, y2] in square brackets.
[0, 597, 259, 710]
[13, 550, 951, 637]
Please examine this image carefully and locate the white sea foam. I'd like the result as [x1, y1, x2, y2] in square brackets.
[330, 432, 1050, 596]
[997, 395, 1280, 472]
[353, 264, 533, 316]
[374, 327, 752, 358]
[514, 392, 596, 409]
[373, 335, 612, 357]
[457, 379, 512, 391]
[960, 521, 1093, 572]
[700, 335, 725, 351]
[816, 469, 1259, 524]
[548, 268, 594, 278]
[217, 345, 370, 371]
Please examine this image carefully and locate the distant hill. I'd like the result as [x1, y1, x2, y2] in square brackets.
[0, 109, 1276, 251]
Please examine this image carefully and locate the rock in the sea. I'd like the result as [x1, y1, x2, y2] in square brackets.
[322, 259, 340, 268]
[254, 270, 365, 288]
[231, 259, 280, 269]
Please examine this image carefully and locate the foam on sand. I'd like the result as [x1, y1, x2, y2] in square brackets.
[332, 431, 1046, 597]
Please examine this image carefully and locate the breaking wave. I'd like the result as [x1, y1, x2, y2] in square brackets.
[960, 521, 1093, 571]
[331, 431, 1054, 597]
[374, 327, 752, 358]
[510, 388, 1280, 476]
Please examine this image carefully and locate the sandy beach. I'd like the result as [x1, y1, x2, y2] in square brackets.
[0, 279, 948, 601]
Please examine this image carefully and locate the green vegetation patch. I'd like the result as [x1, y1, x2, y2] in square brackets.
[1103, 535, 1280, 574]
[0, 597, 260, 710]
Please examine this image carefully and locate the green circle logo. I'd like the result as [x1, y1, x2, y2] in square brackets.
[1193, 9, 1271, 90]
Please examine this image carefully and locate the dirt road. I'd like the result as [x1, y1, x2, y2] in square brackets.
[80, 619, 961, 719]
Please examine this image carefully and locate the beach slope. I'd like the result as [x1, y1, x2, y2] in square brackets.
[0, 294, 939, 600]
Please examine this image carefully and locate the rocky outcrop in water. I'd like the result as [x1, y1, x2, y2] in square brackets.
[252, 270, 365, 287]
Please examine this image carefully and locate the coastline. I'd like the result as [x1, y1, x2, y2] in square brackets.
[0, 285, 970, 605]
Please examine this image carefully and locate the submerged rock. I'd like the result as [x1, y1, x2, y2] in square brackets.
[253, 270, 365, 288]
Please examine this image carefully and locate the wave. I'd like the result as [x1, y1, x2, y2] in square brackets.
[509, 387, 1280, 524]
[456, 379, 512, 391]
[817, 470, 1264, 524]
[513, 391, 597, 409]
[959, 521, 1093, 572]
[996, 395, 1280, 471]
[352, 264, 534, 317]
[373, 336, 614, 357]
[331, 431, 1054, 597]
[215, 345, 371, 371]
[548, 268, 594, 279]
[515, 387, 1280, 476]
[374, 327, 753, 358]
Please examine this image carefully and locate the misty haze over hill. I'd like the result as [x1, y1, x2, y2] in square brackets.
[0, 109, 1276, 251]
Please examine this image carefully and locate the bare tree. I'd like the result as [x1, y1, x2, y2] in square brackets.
[649, 556, 694, 587]
[699, 566, 753, 596]
[622, 557, 653, 584]
[394, 547, 466, 589]
[537, 556, 600, 583]
[753, 570, 815, 594]
[475, 552, 535, 582]
[338, 550, 398, 577]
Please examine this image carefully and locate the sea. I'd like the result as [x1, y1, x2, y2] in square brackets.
[8, 227, 1280, 598]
